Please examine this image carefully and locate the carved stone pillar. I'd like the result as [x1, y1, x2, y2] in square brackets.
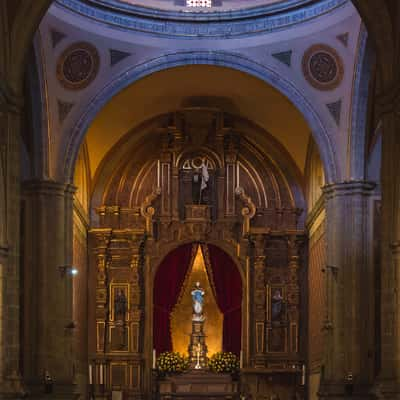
[374, 108, 400, 398]
[22, 180, 77, 399]
[0, 95, 27, 398]
[319, 181, 375, 399]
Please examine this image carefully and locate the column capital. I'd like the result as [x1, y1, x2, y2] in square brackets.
[322, 180, 376, 198]
[22, 180, 77, 197]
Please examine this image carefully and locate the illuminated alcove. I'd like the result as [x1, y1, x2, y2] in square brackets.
[153, 243, 243, 357]
[170, 246, 223, 356]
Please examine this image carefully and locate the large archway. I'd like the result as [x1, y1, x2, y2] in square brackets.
[2, 1, 398, 399]
[64, 52, 337, 184]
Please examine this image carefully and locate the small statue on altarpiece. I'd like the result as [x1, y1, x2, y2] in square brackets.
[191, 160, 209, 205]
[271, 289, 285, 322]
[114, 288, 127, 322]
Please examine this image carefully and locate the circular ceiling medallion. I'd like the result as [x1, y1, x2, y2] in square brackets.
[57, 42, 100, 90]
[302, 44, 344, 91]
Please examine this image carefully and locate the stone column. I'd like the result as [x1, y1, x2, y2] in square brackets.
[319, 181, 375, 399]
[374, 108, 400, 398]
[0, 94, 26, 398]
[22, 180, 77, 399]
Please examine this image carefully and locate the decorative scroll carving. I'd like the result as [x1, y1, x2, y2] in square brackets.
[140, 187, 161, 236]
[235, 187, 256, 236]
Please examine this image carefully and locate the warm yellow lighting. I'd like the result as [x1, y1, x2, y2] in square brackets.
[170, 246, 223, 357]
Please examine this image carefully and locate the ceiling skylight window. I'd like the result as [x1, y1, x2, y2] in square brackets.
[186, 0, 212, 7]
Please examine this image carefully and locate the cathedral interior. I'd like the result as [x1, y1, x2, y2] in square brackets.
[0, 0, 399, 399]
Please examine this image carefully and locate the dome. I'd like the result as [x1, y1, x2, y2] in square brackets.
[87, 0, 314, 18]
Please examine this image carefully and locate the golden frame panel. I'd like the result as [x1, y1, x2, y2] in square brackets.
[96, 321, 105, 352]
[110, 362, 129, 388]
[130, 364, 141, 389]
[109, 324, 130, 353]
[266, 326, 288, 353]
[290, 322, 298, 353]
[130, 322, 140, 353]
[110, 283, 130, 322]
[255, 322, 265, 353]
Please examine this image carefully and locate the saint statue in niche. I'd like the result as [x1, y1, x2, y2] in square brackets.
[114, 288, 127, 321]
[271, 289, 284, 322]
[191, 160, 209, 204]
[191, 281, 205, 321]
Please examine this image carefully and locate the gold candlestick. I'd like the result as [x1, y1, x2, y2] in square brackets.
[195, 343, 201, 369]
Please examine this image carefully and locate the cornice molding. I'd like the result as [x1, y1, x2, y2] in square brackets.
[22, 179, 77, 197]
[88, 0, 314, 21]
[56, 0, 348, 39]
[322, 180, 376, 199]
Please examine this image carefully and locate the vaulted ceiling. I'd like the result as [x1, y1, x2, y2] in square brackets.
[86, 65, 311, 178]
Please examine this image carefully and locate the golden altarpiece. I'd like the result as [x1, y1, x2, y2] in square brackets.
[89, 108, 306, 399]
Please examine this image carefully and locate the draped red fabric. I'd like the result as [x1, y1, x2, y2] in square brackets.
[153, 244, 194, 354]
[206, 244, 242, 355]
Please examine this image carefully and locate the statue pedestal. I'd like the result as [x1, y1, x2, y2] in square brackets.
[184, 205, 210, 221]
[158, 370, 238, 399]
[188, 320, 208, 369]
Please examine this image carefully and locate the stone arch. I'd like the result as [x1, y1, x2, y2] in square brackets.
[151, 240, 245, 285]
[5, 0, 394, 95]
[351, 0, 395, 88]
[349, 27, 374, 180]
[63, 51, 339, 185]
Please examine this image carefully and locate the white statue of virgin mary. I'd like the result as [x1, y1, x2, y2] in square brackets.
[191, 281, 205, 321]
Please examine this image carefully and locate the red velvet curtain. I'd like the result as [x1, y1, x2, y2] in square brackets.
[206, 244, 242, 355]
[153, 244, 195, 354]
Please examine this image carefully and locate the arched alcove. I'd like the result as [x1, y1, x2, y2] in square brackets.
[153, 243, 243, 357]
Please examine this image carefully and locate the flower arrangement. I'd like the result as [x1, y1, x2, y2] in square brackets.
[208, 352, 240, 374]
[156, 351, 190, 374]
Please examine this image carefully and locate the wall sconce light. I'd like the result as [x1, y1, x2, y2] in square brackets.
[58, 265, 78, 278]
[44, 370, 53, 394]
[345, 372, 354, 396]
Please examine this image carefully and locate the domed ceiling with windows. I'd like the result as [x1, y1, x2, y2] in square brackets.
[88, 0, 313, 15]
